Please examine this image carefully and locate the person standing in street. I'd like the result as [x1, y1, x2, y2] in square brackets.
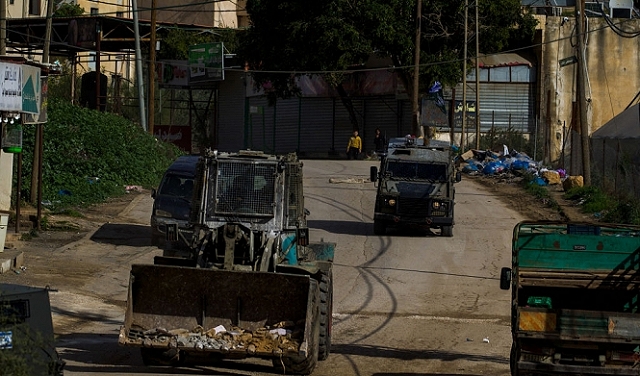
[346, 130, 362, 160]
[373, 128, 386, 154]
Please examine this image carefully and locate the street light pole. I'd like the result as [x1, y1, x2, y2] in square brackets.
[132, 0, 147, 131]
[149, 0, 156, 136]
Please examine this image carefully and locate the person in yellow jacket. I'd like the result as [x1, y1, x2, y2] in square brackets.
[346, 130, 362, 160]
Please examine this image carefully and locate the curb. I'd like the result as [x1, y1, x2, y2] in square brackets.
[0, 249, 24, 274]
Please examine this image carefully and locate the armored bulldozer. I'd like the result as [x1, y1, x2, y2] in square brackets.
[119, 150, 334, 375]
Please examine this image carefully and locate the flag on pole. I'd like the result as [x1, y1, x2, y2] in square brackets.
[428, 81, 446, 114]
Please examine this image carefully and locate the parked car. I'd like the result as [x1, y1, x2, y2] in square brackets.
[150, 155, 199, 256]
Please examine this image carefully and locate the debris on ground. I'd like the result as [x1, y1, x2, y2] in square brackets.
[460, 145, 581, 191]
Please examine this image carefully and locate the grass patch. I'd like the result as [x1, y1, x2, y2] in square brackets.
[564, 186, 640, 225]
[521, 173, 559, 210]
[20, 228, 38, 241]
[52, 208, 84, 218]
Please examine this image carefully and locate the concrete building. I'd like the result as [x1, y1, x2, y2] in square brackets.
[138, 0, 248, 28]
[5, 0, 134, 82]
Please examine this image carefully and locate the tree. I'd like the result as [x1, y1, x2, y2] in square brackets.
[238, 0, 536, 131]
[53, 0, 84, 17]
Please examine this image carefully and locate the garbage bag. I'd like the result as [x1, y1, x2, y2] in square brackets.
[482, 161, 505, 175]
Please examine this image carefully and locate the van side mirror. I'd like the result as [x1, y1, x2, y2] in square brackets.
[151, 188, 157, 199]
[455, 171, 462, 183]
[370, 166, 378, 182]
[500, 267, 512, 290]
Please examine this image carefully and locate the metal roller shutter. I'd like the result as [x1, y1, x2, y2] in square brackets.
[300, 98, 335, 153]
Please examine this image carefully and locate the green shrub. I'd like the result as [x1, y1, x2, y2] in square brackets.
[603, 199, 640, 225]
[563, 186, 614, 214]
[16, 99, 183, 209]
[564, 186, 640, 225]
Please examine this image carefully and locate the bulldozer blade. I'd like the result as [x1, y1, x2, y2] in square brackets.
[119, 264, 315, 358]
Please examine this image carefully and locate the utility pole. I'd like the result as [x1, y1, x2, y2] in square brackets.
[474, 0, 480, 149]
[576, 0, 591, 185]
[148, 0, 156, 136]
[0, 0, 6, 54]
[412, 0, 422, 138]
[132, 0, 147, 131]
[461, 0, 468, 151]
[43, 0, 54, 63]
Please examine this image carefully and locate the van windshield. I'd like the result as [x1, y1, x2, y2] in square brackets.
[159, 174, 194, 200]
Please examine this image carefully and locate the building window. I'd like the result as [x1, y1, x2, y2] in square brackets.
[116, 11, 123, 17]
[89, 52, 96, 71]
[90, 7, 99, 15]
[9, 0, 14, 5]
[29, 0, 41, 15]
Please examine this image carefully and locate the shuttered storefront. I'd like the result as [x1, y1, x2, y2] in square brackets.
[245, 95, 412, 155]
[448, 82, 536, 134]
[218, 71, 250, 152]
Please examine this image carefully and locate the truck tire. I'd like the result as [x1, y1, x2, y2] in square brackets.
[373, 220, 386, 235]
[318, 270, 333, 361]
[273, 280, 319, 375]
[441, 225, 453, 237]
[510, 343, 520, 376]
[140, 347, 181, 366]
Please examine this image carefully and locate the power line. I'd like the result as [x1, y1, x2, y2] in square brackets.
[1, 10, 637, 76]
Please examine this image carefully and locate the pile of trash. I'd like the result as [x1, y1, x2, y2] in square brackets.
[128, 321, 303, 355]
[459, 145, 583, 190]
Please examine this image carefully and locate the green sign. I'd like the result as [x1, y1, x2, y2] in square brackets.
[559, 56, 578, 67]
[188, 42, 224, 83]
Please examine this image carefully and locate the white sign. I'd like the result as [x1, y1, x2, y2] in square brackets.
[0, 63, 22, 112]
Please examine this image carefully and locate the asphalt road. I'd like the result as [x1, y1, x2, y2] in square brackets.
[53, 159, 526, 376]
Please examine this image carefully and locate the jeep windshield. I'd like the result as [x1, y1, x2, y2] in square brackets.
[386, 161, 447, 182]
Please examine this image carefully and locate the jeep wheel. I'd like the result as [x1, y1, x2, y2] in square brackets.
[318, 269, 333, 361]
[272, 280, 319, 375]
[441, 225, 453, 237]
[373, 220, 386, 235]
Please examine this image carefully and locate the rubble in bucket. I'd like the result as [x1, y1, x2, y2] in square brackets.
[128, 321, 304, 355]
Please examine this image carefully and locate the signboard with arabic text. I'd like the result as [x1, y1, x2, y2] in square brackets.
[188, 42, 224, 84]
[0, 63, 22, 112]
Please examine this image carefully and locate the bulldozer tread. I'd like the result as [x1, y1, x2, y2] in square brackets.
[272, 279, 319, 375]
[318, 270, 333, 361]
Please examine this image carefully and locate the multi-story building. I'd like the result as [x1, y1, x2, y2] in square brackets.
[7, 0, 134, 81]
[138, 0, 248, 28]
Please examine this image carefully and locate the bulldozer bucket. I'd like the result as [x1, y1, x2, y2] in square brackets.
[118, 264, 316, 358]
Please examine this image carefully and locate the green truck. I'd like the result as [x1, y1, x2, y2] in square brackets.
[500, 221, 640, 376]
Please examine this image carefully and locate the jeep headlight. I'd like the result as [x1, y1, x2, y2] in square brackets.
[432, 201, 440, 209]
[155, 209, 173, 218]
[387, 199, 396, 206]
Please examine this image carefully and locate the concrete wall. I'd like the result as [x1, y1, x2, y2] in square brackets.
[0, 151, 14, 211]
[538, 16, 640, 163]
